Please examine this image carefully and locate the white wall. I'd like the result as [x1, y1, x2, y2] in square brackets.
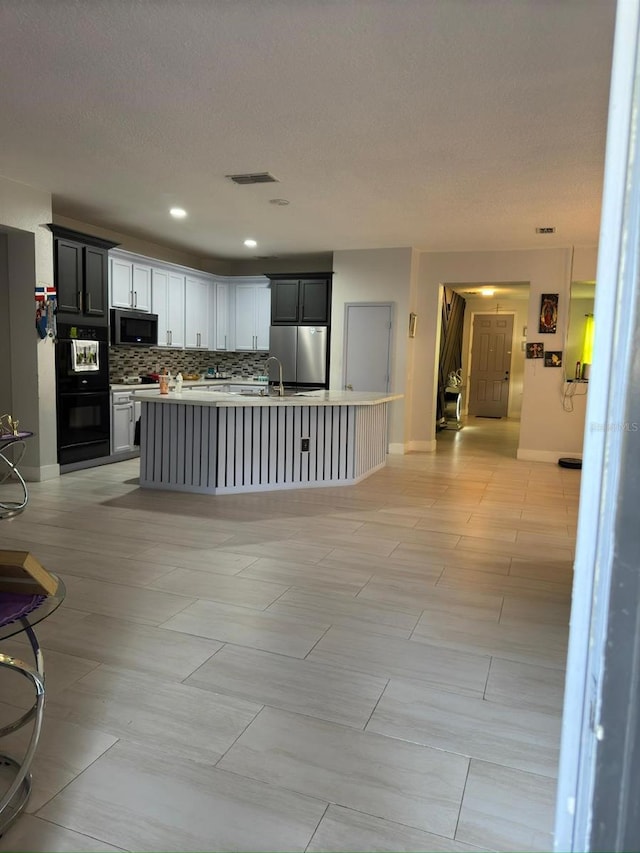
[461, 296, 528, 419]
[0, 236, 10, 414]
[331, 248, 414, 451]
[0, 176, 57, 479]
[413, 247, 597, 462]
[229, 254, 333, 276]
[52, 214, 230, 275]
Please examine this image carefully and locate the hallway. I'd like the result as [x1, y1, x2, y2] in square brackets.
[0, 423, 577, 851]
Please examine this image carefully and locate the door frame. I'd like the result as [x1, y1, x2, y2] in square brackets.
[466, 310, 517, 418]
[342, 301, 393, 392]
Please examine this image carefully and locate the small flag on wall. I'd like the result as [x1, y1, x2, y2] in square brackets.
[34, 284, 56, 303]
[35, 283, 57, 339]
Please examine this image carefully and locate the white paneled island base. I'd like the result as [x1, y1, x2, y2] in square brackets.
[137, 390, 402, 494]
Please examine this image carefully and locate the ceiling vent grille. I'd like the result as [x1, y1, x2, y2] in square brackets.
[226, 172, 279, 185]
[535, 226, 556, 234]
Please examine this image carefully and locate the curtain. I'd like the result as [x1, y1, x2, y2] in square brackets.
[437, 287, 466, 423]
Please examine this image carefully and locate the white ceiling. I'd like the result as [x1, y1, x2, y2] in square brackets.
[450, 282, 530, 302]
[0, 0, 616, 261]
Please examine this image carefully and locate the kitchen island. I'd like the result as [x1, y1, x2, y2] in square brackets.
[134, 388, 402, 494]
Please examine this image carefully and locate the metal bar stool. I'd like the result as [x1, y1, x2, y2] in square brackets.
[0, 579, 65, 835]
[0, 432, 34, 520]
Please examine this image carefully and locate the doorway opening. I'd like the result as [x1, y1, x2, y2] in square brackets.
[437, 282, 530, 455]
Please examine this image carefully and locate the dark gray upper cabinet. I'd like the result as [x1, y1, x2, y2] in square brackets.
[269, 274, 332, 325]
[271, 279, 300, 323]
[49, 225, 118, 325]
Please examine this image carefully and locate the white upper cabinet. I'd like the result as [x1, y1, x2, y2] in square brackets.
[110, 257, 133, 309]
[109, 252, 152, 311]
[210, 280, 232, 351]
[111, 251, 273, 354]
[167, 272, 186, 348]
[234, 279, 270, 351]
[132, 264, 152, 312]
[185, 276, 209, 348]
[255, 285, 271, 350]
[152, 268, 185, 348]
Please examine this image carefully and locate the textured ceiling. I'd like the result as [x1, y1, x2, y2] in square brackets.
[0, 0, 616, 260]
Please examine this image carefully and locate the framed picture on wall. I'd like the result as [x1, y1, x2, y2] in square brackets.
[526, 342, 544, 359]
[544, 350, 563, 367]
[539, 293, 559, 333]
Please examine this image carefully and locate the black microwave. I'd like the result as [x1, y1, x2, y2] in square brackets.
[111, 309, 159, 346]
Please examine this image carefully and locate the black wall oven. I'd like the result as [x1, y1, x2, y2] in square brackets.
[56, 323, 110, 466]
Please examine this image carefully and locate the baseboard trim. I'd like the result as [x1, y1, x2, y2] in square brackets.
[388, 443, 406, 455]
[408, 440, 437, 452]
[517, 448, 583, 464]
[21, 464, 60, 483]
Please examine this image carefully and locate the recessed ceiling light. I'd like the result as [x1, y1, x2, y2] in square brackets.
[169, 207, 187, 219]
[481, 288, 495, 297]
[244, 239, 258, 248]
[269, 198, 290, 206]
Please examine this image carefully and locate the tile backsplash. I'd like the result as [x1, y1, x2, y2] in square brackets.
[109, 346, 266, 382]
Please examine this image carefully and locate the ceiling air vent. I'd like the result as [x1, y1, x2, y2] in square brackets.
[226, 172, 279, 185]
[535, 226, 556, 234]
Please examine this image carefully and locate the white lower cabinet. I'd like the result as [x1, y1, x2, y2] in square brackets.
[111, 392, 135, 453]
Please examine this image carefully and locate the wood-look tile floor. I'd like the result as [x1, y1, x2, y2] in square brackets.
[0, 419, 577, 852]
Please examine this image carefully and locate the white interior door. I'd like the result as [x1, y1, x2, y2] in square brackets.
[344, 303, 392, 392]
[468, 313, 514, 417]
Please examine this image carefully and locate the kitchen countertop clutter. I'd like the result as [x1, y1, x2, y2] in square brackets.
[110, 376, 268, 391]
[134, 387, 401, 406]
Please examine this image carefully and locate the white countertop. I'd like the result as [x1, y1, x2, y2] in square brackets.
[132, 388, 403, 407]
[110, 378, 265, 392]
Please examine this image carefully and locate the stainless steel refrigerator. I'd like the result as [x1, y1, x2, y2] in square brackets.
[269, 326, 328, 387]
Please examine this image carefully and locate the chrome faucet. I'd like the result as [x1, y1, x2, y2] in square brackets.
[264, 356, 285, 397]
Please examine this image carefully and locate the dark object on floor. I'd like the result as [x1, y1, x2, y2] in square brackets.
[558, 457, 582, 469]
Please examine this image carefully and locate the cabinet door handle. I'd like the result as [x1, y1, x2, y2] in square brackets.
[170, 330, 173, 346]
[86, 293, 91, 313]
[130, 290, 134, 307]
[134, 291, 137, 308]
[224, 334, 227, 350]
[78, 290, 83, 313]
